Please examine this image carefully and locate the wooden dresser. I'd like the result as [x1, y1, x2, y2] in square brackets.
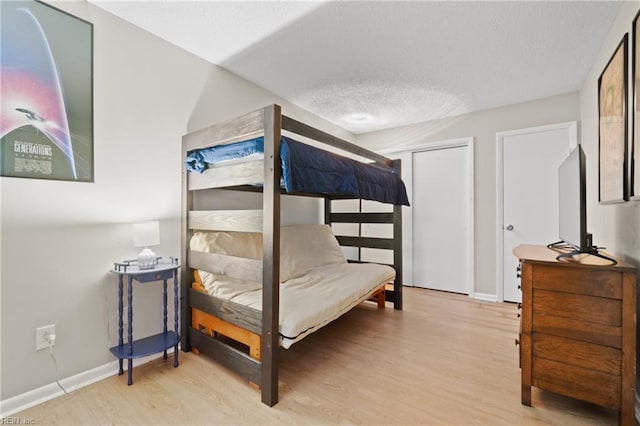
[513, 244, 637, 425]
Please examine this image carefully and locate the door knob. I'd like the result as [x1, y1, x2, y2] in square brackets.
[506, 224, 514, 231]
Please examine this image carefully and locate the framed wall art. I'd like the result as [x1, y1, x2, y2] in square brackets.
[632, 10, 640, 200]
[598, 33, 628, 204]
[0, 0, 93, 182]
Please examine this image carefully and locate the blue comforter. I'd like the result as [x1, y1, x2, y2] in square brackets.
[185, 136, 409, 206]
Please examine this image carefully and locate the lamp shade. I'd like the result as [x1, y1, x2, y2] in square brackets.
[133, 221, 160, 247]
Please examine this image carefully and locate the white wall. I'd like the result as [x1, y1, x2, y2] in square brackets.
[0, 0, 350, 401]
[2, 1, 207, 400]
[579, 1, 639, 264]
[357, 92, 580, 295]
[577, 1, 640, 389]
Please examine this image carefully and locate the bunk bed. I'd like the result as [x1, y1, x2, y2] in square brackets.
[181, 104, 407, 406]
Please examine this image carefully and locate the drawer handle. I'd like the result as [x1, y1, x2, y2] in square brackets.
[515, 338, 520, 346]
[518, 284, 521, 290]
[517, 302, 522, 310]
[517, 312, 521, 318]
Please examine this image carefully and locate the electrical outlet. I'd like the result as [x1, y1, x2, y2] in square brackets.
[36, 324, 56, 351]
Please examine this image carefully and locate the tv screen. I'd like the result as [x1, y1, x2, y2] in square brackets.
[557, 145, 589, 251]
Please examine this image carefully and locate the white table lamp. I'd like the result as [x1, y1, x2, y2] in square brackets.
[133, 221, 160, 269]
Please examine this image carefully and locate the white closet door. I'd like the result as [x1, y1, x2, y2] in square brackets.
[412, 146, 469, 294]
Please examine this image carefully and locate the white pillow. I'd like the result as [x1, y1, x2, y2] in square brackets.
[190, 231, 262, 260]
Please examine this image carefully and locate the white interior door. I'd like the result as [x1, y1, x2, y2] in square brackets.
[412, 146, 470, 294]
[498, 122, 577, 302]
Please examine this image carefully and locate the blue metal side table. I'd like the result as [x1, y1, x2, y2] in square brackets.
[110, 258, 180, 385]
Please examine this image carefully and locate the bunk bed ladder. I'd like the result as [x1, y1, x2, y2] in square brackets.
[181, 105, 282, 406]
[324, 189, 403, 310]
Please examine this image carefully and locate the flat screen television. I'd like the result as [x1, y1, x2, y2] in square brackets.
[557, 145, 591, 252]
[552, 144, 615, 264]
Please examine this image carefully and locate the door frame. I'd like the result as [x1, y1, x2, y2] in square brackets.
[495, 121, 578, 302]
[381, 137, 475, 297]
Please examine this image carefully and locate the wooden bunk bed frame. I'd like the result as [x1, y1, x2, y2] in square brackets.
[181, 104, 403, 406]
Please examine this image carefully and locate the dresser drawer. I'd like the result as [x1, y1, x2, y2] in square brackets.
[532, 265, 622, 298]
[533, 333, 621, 375]
[533, 289, 622, 327]
[532, 357, 621, 409]
[532, 314, 622, 348]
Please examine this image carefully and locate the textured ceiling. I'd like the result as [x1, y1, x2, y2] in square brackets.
[89, 1, 621, 134]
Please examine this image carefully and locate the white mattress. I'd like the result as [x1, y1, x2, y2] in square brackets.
[199, 262, 395, 348]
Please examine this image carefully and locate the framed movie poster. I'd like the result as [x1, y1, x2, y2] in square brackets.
[598, 34, 628, 204]
[632, 11, 640, 200]
[0, 1, 93, 182]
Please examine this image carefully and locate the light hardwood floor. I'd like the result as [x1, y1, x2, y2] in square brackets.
[17, 287, 619, 425]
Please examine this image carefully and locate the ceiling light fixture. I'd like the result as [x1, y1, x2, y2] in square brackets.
[343, 112, 375, 125]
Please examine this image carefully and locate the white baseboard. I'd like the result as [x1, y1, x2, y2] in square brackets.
[0, 360, 117, 418]
[404, 285, 499, 302]
[472, 292, 499, 302]
[0, 351, 170, 418]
